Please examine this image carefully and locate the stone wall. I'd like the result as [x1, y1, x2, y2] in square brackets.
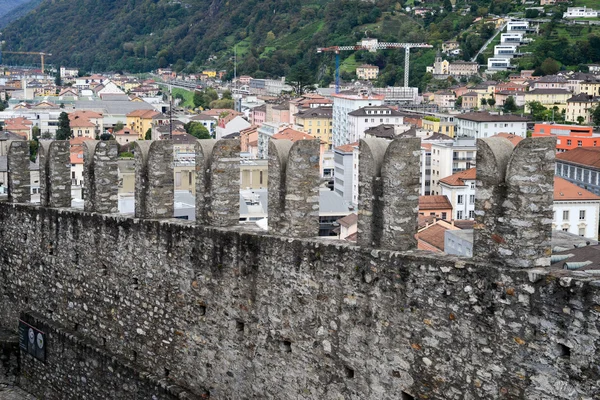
[0, 329, 18, 387]
[17, 312, 194, 400]
[1, 137, 599, 399]
[0, 203, 599, 399]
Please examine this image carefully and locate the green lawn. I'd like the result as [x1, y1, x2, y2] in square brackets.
[169, 87, 194, 108]
[573, 0, 600, 7]
[340, 53, 358, 74]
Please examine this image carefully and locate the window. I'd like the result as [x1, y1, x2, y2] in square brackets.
[441, 212, 447, 220]
[469, 210, 474, 219]
[567, 140, 572, 146]
[578, 140, 583, 147]
[430, 212, 436, 216]
[365, 119, 368, 122]
[469, 194, 475, 204]
[470, 182, 475, 189]
[188, 171, 192, 186]
[259, 171, 263, 185]
[563, 210, 569, 220]
[580, 210, 586, 220]
[457, 195, 464, 204]
[457, 210, 464, 219]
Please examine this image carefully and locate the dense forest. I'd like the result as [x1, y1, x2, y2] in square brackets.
[1, 0, 599, 87]
[0, 0, 39, 28]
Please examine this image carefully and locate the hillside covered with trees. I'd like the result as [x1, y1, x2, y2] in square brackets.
[0, 0, 40, 28]
[1, 0, 600, 87]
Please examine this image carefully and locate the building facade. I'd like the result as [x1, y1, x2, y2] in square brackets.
[455, 112, 528, 139]
[332, 93, 384, 147]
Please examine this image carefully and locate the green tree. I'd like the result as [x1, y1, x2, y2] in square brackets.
[222, 90, 233, 100]
[29, 140, 39, 162]
[455, 96, 463, 108]
[503, 96, 518, 113]
[55, 71, 62, 87]
[100, 133, 113, 140]
[32, 126, 41, 140]
[209, 99, 235, 109]
[525, 9, 539, 19]
[527, 101, 548, 121]
[591, 104, 600, 126]
[443, 0, 452, 13]
[540, 58, 560, 76]
[145, 128, 152, 140]
[285, 64, 315, 95]
[480, 98, 487, 107]
[487, 98, 496, 108]
[114, 121, 124, 132]
[577, 116, 585, 125]
[193, 91, 205, 108]
[55, 111, 71, 140]
[186, 122, 211, 139]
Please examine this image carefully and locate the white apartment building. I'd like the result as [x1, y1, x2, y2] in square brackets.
[501, 33, 523, 44]
[429, 138, 476, 196]
[60, 67, 79, 79]
[455, 112, 528, 139]
[439, 168, 476, 220]
[494, 45, 518, 58]
[564, 6, 598, 18]
[346, 105, 404, 144]
[257, 122, 280, 159]
[487, 58, 512, 71]
[352, 146, 359, 207]
[332, 93, 384, 147]
[553, 177, 600, 239]
[333, 142, 358, 207]
[507, 20, 529, 32]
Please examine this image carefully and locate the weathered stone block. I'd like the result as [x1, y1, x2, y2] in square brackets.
[134, 140, 174, 219]
[38, 140, 71, 208]
[83, 140, 119, 213]
[358, 137, 420, 250]
[195, 139, 240, 227]
[474, 136, 556, 268]
[268, 139, 320, 237]
[7, 140, 31, 204]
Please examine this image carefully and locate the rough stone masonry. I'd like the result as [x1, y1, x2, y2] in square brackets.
[0, 136, 598, 400]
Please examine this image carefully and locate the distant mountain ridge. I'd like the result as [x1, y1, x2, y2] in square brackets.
[0, 0, 39, 28]
[0, 0, 440, 86]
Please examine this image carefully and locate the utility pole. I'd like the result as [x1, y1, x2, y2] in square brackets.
[169, 84, 173, 140]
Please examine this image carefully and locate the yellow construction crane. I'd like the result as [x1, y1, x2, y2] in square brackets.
[0, 51, 52, 71]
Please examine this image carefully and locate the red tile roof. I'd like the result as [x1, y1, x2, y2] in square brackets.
[70, 118, 96, 128]
[554, 177, 600, 201]
[491, 132, 524, 146]
[417, 224, 449, 251]
[126, 109, 159, 118]
[69, 110, 102, 119]
[418, 195, 453, 211]
[335, 142, 359, 153]
[439, 168, 477, 187]
[272, 128, 317, 142]
[556, 147, 600, 169]
[337, 213, 358, 228]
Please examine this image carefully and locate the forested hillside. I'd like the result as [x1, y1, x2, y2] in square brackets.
[1, 0, 599, 85]
[0, 0, 39, 27]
